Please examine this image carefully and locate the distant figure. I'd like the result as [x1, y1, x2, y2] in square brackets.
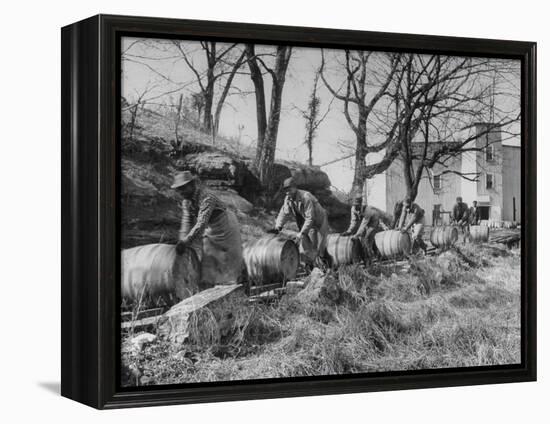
[393, 197, 427, 254]
[172, 171, 243, 286]
[469, 200, 481, 225]
[432, 205, 443, 226]
[452, 196, 470, 241]
[269, 177, 329, 264]
[342, 196, 389, 259]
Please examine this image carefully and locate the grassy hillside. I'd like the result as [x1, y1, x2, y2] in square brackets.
[122, 243, 520, 386]
[121, 105, 350, 248]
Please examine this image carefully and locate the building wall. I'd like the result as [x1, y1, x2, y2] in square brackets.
[475, 124, 504, 220]
[383, 153, 462, 224]
[364, 172, 387, 211]
[502, 146, 521, 221]
[370, 124, 521, 224]
[425, 157, 464, 222]
[384, 160, 407, 214]
[460, 144, 478, 206]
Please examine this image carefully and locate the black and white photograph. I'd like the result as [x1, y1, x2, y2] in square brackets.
[120, 36, 523, 387]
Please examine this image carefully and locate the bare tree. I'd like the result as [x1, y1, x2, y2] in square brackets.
[172, 41, 246, 138]
[385, 54, 520, 201]
[320, 50, 400, 194]
[123, 81, 158, 142]
[245, 44, 293, 187]
[191, 92, 204, 126]
[296, 69, 331, 166]
[174, 93, 184, 145]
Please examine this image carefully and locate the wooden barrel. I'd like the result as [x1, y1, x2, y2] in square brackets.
[430, 226, 459, 249]
[374, 230, 412, 259]
[121, 243, 200, 304]
[325, 234, 363, 267]
[243, 235, 299, 285]
[470, 225, 489, 243]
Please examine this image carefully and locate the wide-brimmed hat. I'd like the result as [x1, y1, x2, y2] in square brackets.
[171, 171, 196, 189]
[282, 177, 296, 189]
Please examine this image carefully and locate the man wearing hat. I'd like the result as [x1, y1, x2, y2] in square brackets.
[172, 171, 243, 286]
[394, 196, 428, 254]
[268, 177, 329, 264]
[469, 200, 481, 226]
[452, 196, 470, 242]
[342, 196, 389, 260]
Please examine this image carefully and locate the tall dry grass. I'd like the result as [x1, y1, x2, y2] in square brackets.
[121, 243, 521, 387]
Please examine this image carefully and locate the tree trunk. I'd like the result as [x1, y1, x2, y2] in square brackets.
[175, 93, 183, 146]
[352, 111, 367, 194]
[247, 45, 292, 188]
[213, 51, 246, 139]
[202, 43, 216, 132]
[259, 47, 292, 187]
[202, 82, 214, 132]
[245, 45, 268, 164]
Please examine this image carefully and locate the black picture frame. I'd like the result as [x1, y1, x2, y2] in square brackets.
[61, 14, 537, 409]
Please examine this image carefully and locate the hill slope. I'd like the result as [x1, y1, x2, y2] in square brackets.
[121, 106, 349, 247]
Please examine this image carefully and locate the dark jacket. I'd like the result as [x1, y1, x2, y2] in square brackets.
[393, 201, 424, 229]
[469, 206, 481, 225]
[346, 206, 389, 236]
[452, 202, 470, 223]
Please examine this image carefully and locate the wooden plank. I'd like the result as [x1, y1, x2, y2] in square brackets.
[121, 284, 243, 331]
[121, 307, 164, 322]
[249, 282, 283, 296]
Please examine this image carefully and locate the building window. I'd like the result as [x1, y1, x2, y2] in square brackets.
[486, 144, 495, 161]
[433, 174, 442, 190]
[486, 173, 494, 190]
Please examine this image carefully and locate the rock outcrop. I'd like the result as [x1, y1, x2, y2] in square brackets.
[121, 137, 351, 246]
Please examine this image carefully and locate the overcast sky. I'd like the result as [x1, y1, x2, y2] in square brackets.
[121, 37, 520, 192]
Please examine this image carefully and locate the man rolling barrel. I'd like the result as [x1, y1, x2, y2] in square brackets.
[268, 177, 329, 265]
[393, 197, 427, 254]
[172, 171, 243, 286]
[452, 196, 470, 242]
[342, 196, 389, 260]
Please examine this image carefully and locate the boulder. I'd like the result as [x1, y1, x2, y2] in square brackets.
[289, 167, 331, 191]
[269, 162, 331, 192]
[125, 284, 245, 345]
[121, 159, 181, 247]
[120, 284, 245, 344]
[178, 152, 250, 188]
[209, 188, 253, 214]
[296, 269, 345, 304]
[314, 190, 349, 228]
